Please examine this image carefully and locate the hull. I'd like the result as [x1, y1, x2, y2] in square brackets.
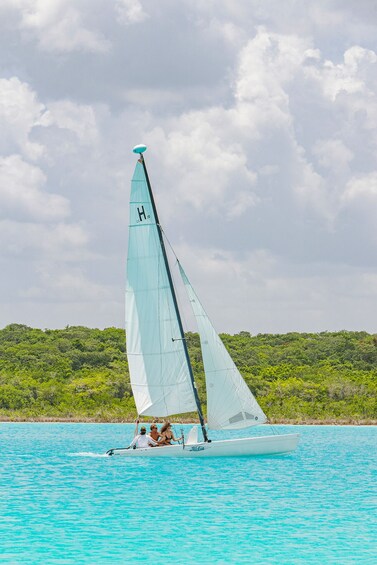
[106, 433, 299, 458]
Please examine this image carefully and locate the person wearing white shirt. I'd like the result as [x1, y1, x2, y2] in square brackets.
[129, 426, 158, 449]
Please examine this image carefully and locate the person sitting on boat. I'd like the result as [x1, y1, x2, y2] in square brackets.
[129, 426, 158, 449]
[149, 423, 161, 443]
[158, 422, 182, 445]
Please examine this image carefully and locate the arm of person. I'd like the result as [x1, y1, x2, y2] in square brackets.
[171, 434, 182, 442]
[147, 437, 158, 446]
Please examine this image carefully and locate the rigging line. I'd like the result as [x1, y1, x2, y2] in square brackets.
[160, 228, 203, 419]
[159, 227, 192, 336]
[160, 227, 195, 344]
[159, 226, 180, 262]
[170, 263, 192, 343]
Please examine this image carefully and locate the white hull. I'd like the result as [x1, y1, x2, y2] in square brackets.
[106, 433, 299, 458]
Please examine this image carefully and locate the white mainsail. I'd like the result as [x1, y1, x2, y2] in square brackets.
[179, 263, 267, 430]
[126, 160, 197, 416]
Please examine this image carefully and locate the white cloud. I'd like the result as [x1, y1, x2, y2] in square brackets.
[0, 155, 70, 222]
[172, 243, 277, 333]
[115, 0, 148, 25]
[0, 219, 89, 259]
[291, 149, 330, 219]
[3, 0, 111, 53]
[140, 24, 376, 257]
[40, 100, 99, 145]
[22, 266, 110, 302]
[0, 75, 103, 168]
[0, 2, 377, 332]
[305, 45, 377, 101]
[343, 172, 377, 202]
[146, 29, 321, 220]
[231, 32, 377, 223]
[0, 77, 46, 160]
[129, 26, 377, 240]
[148, 119, 257, 219]
[174, 241, 377, 334]
[236, 28, 310, 103]
[304, 44, 377, 126]
[313, 139, 354, 172]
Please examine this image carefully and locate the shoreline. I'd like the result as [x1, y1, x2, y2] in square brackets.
[0, 416, 376, 425]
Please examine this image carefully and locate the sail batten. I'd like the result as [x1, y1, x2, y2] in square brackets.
[179, 263, 267, 430]
[126, 161, 197, 417]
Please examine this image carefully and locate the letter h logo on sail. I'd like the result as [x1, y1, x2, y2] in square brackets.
[137, 206, 147, 222]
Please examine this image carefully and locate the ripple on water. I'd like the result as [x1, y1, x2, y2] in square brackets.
[0, 423, 376, 564]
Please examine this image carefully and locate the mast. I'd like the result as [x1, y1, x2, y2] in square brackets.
[133, 145, 209, 442]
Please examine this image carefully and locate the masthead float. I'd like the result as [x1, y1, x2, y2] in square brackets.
[106, 145, 299, 457]
[132, 144, 147, 154]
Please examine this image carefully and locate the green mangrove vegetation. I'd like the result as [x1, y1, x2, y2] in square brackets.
[0, 324, 376, 423]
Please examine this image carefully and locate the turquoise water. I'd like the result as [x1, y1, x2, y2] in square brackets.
[0, 424, 375, 564]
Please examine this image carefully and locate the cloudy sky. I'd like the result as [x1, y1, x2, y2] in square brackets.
[0, 0, 376, 334]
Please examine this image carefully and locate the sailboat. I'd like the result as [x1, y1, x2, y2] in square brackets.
[106, 144, 299, 457]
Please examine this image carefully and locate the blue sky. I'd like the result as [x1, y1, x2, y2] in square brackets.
[0, 0, 376, 333]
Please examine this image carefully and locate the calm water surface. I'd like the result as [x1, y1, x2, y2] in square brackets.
[0, 424, 375, 564]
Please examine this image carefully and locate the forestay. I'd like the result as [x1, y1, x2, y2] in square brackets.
[126, 161, 197, 416]
[179, 263, 267, 430]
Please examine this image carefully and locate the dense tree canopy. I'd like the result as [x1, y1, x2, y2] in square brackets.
[0, 325, 376, 422]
